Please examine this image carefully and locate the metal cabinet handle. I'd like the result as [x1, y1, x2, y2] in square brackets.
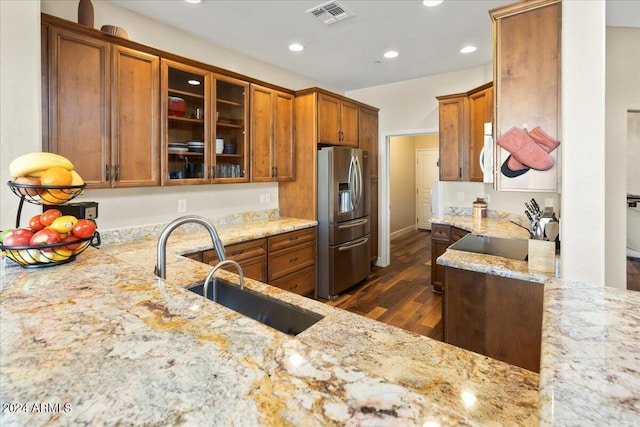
[105, 164, 110, 181]
[114, 164, 120, 181]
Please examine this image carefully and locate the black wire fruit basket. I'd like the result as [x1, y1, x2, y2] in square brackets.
[2, 180, 99, 268]
[0, 234, 98, 268]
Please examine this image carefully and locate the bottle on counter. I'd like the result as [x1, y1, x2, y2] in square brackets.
[473, 198, 487, 222]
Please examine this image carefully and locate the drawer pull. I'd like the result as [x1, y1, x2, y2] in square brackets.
[289, 257, 298, 263]
[231, 250, 243, 256]
[289, 236, 298, 241]
[290, 283, 298, 290]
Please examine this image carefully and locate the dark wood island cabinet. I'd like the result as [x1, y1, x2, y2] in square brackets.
[443, 266, 543, 373]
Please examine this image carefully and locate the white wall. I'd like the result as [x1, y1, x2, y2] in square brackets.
[606, 27, 640, 287]
[0, 1, 43, 229]
[0, 0, 324, 232]
[561, 1, 606, 285]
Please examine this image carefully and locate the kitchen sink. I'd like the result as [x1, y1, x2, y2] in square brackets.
[187, 279, 324, 336]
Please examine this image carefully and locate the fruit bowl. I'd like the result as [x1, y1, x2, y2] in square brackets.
[7, 181, 86, 205]
[0, 233, 97, 268]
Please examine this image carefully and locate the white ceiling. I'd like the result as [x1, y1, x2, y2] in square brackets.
[109, 0, 639, 93]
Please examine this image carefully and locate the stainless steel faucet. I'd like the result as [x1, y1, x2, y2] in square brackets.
[203, 259, 245, 301]
[155, 215, 226, 280]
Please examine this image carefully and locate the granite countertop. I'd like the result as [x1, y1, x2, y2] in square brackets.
[432, 214, 640, 424]
[431, 215, 555, 283]
[539, 278, 640, 425]
[0, 216, 539, 426]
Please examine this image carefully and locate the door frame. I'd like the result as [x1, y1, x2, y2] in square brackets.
[378, 128, 437, 267]
[416, 148, 439, 231]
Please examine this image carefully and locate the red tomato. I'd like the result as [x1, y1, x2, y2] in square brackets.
[29, 214, 45, 232]
[30, 228, 62, 250]
[40, 209, 62, 227]
[62, 235, 83, 251]
[72, 219, 96, 239]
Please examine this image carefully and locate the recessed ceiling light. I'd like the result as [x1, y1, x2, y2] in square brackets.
[188, 79, 201, 86]
[384, 50, 399, 59]
[460, 45, 477, 54]
[184, 0, 202, 4]
[289, 43, 304, 52]
[423, 0, 443, 7]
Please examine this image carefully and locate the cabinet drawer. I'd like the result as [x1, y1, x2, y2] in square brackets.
[431, 224, 451, 242]
[238, 256, 267, 283]
[268, 241, 315, 282]
[270, 265, 315, 296]
[268, 227, 315, 253]
[202, 238, 267, 265]
[451, 227, 469, 243]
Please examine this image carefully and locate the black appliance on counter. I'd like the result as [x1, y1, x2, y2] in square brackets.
[317, 147, 370, 300]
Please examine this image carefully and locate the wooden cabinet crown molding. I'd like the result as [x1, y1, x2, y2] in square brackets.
[41, 13, 295, 96]
[295, 87, 379, 112]
[489, 0, 560, 21]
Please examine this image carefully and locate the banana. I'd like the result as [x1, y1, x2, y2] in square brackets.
[70, 170, 84, 186]
[9, 152, 74, 179]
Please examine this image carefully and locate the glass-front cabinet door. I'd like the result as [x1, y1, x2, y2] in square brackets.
[213, 75, 249, 183]
[161, 61, 248, 185]
[161, 59, 210, 185]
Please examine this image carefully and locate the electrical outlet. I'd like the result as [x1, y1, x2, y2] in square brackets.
[457, 192, 464, 202]
[178, 199, 187, 213]
[485, 194, 490, 203]
[265, 193, 271, 204]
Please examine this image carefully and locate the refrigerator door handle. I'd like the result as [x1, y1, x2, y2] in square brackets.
[352, 155, 362, 211]
[337, 237, 369, 251]
[337, 218, 368, 229]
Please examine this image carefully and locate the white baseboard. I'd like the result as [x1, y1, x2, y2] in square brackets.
[390, 225, 416, 241]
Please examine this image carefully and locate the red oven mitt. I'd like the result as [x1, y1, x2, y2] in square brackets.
[497, 127, 554, 176]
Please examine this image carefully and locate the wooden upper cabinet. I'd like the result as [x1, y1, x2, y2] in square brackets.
[250, 84, 294, 181]
[358, 106, 378, 179]
[468, 83, 493, 182]
[317, 93, 359, 147]
[45, 27, 160, 188]
[491, 0, 561, 192]
[47, 27, 111, 187]
[437, 94, 468, 181]
[111, 46, 160, 187]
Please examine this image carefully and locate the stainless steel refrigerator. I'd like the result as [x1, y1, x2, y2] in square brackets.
[317, 147, 370, 300]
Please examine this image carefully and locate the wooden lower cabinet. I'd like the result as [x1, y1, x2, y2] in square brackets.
[430, 223, 469, 293]
[267, 227, 317, 297]
[198, 238, 268, 283]
[444, 266, 543, 372]
[182, 226, 316, 297]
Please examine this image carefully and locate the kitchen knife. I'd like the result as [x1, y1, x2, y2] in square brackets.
[525, 202, 536, 218]
[525, 210, 534, 222]
[531, 198, 542, 215]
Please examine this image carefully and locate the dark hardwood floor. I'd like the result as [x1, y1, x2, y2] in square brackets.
[322, 230, 443, 341]
[319, 231, 640, 341]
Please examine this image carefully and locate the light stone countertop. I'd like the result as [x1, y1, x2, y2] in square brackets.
[539, 278, 640, 425]
[431, 215, 555, 283]
[432, 214, 640, 425]
[0, 216, 540, 426]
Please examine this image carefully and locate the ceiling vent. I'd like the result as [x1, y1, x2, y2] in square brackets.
[306, 1, 353, 26]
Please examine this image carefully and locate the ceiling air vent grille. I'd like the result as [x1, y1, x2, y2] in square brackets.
[306, 1, 353, 26]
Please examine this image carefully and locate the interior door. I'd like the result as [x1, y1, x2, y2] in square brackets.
[416, 149, 439, 230]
